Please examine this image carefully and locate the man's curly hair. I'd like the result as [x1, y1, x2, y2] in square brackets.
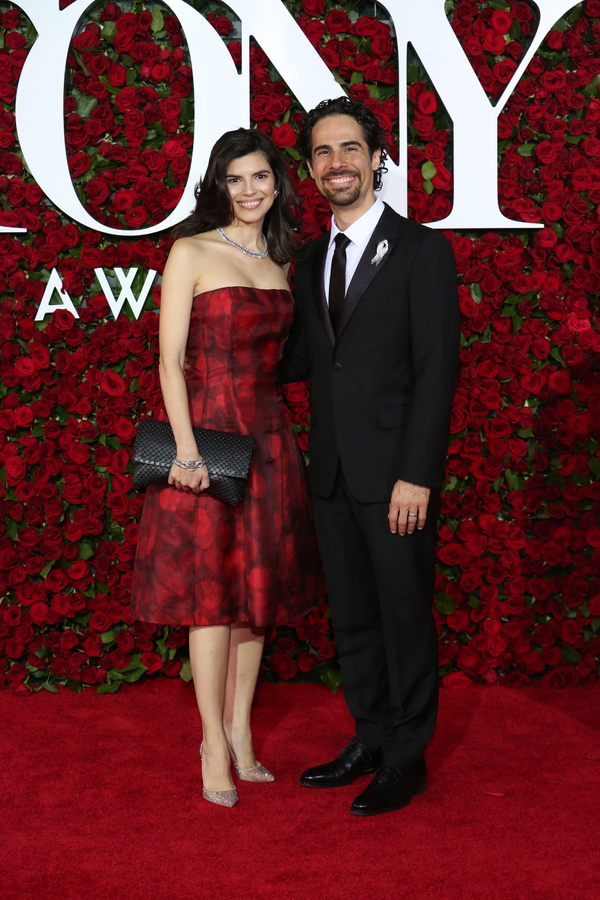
[298, 97, 389, 191]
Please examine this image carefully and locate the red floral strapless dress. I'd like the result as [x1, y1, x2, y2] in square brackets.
[130, 286, 323, 627]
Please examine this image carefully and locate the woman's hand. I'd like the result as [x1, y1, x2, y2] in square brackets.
[168, 462, 211, 494]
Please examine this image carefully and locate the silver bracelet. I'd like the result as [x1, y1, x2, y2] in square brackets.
[173, 457, 207, 471]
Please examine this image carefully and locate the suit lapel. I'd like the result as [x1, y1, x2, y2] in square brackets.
[310, 234, 335, 345]
[336, 205, 400, 339]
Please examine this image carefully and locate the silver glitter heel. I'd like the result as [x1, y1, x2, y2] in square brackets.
[229, 746, 275, 783]
[200, 742, 238, 808]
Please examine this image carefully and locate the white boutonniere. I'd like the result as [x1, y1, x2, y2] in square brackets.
[370, 239, 389, 266]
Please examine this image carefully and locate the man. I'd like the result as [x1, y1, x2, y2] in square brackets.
[283, 98, 460, 816]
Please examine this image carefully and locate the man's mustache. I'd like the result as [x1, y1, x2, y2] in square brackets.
[323, 169, 359, 181]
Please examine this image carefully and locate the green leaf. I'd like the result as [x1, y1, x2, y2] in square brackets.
[421, 161, 436, 180]
[408, 63, 421, 83]
[123, 668, 147, 683]
[517, 144, 534, 157]
[26, 21, 37, 46]
[508, 19, 521, 41]
[423, 179, 434, 195]
[179, 660, 193, 683]
[98, 75, 121, 96]
[72, 88, 98, 120]
[97, 681, 121, 694]
[591, 618, 600, 634]
[41, 682, 59, 693]
[101, 630, 115, 645]
[73, 51, 90, 77]
[107, 669, 125, 681]
[320, 664, 342, 693]
[468, 595, 481, 609]
[286, 147, 301, 161]
[5, 519, 18, 541]
[505, 470, 523, 491]
[102, 21, 117, 39]
[151, 7, 165, 33]
[350, 71, 364, 85]
[435, 593, 456, 615]
[560, 644, 581, 663]
[79, 542, 95, 560]
[588, 458, 600, 479]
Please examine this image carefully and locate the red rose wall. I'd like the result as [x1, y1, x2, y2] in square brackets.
[0, 0, 599, 694]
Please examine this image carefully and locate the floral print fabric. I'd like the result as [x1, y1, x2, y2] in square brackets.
[130, 287, 323, 627]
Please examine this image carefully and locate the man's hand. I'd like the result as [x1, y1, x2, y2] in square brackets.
[388, 480, 431, 535]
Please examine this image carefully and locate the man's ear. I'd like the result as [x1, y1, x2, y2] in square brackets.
[371, 148, 382, 172]
[307, 158, 315, 180]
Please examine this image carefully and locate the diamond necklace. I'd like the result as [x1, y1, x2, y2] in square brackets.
[217, 227, 269, 259]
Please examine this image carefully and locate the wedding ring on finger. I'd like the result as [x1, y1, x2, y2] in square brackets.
[408, 513, 418, 517]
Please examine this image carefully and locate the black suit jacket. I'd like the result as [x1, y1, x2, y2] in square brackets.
[282, 204, 460, 503]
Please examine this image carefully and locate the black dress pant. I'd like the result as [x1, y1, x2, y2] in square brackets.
[312, 468, 440, 767]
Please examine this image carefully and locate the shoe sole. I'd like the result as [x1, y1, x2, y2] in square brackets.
[349, 780, 428, 816]
[298, 769, 380, 789]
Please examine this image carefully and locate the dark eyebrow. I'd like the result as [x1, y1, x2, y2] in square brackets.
[226, 169, 271, 177]
[313, 140, 362, 153]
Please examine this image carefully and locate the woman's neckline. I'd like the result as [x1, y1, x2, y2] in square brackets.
[193, 285, 290, 300]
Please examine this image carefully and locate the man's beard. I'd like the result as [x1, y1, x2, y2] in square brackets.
[320, 169, 362, 207]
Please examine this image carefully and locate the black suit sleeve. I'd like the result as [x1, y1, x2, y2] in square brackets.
[398, 232, 460, 489]
[280, 297, 312, 385]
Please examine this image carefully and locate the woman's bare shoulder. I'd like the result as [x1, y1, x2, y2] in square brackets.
[169, 232, 220, 258]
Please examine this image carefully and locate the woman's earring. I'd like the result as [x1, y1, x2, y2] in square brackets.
[274, 189, 279, 197]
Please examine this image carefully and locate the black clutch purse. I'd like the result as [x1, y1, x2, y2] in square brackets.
[131, 419, 255, 506]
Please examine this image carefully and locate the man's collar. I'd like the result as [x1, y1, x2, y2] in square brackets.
[328, 196, 385, 248]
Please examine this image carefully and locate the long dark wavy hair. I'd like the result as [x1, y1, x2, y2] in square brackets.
[298, 97, 389, 191]
[177, 128, 301, 264]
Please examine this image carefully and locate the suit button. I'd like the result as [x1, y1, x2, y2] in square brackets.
[333, 362, 343, 371]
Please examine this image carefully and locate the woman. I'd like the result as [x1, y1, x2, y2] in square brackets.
[130, 129, 322, 808]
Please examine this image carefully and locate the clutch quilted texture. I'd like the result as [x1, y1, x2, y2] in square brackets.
[132, 419, 255, 506]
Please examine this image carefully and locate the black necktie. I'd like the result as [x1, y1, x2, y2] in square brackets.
[328, 233, 351, 335]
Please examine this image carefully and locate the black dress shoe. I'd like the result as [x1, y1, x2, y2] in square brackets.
[299, 739, 383, 788]
[350, 759, 428, 816]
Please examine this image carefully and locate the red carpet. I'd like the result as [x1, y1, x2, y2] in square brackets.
[2, 681, 599, 900]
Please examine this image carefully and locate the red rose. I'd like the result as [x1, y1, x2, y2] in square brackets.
[417, 91, 437, 115]
[29, 602, 49, 625]
[2, 10, 21, 28]
[140, 651, 163, 673]
[490, 10, 513, 34]
[494, 60, 517, 84]
[271, 123, 297, 148]
[268, 652, 297, 680]
[162, 659, 183, 677]
[351, 16, 383, 37]
[100, 370, 126, 396]
[4, 456, 26, 484]
[283, 382, 309, 403]
[8, 664, 28, 683]
[325, 10, 350, 35]
[302, 0, 326, 15]
[297, 651, 318, 673]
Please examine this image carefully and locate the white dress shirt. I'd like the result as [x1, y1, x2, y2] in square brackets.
[324, 196, 386, 303]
